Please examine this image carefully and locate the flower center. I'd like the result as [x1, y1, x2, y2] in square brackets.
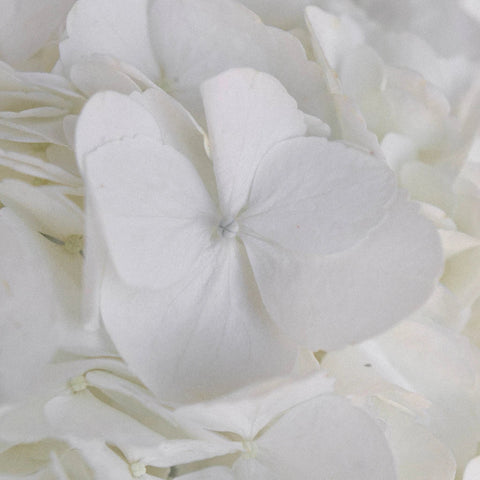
[218, 216, 239, 239]
[64, 234, 84, 255]
[68, 375, 87, 393]
[130, 461, 147, 478]
[241, 439, 258, 459]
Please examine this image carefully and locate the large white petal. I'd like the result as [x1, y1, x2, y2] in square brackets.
[238, 396, 396, 480]
[75, 91, 161, 173]
[84, 137, 216, 289]
[376, 400, 457, 480]
[60, 0, 160, 82]
[131, 88, 216, 196]
[101, 242, 297, 403]
[241, 137, 396, 255]
[243, 195, 442, 350]
[148, 0, 331, 121]
[202, 69, 306, 216]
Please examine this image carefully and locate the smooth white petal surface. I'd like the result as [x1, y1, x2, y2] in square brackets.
[243, 396, 396, 480]
[202, 69, 306, 216]
[0, 209, 60, 402]
[0, 0, 75, 67]
[44, 390, 163, 454]
[376, 402, 457, 480]
[244, 196, 442, 350]
[325, 320, 480, 472]
[60, 0, 160, 82]
[69, 56, 143, 97]
[84, 137, 216, 289]
[305, 8, 382, 153]
[141, 440, 239, 469]
[178, 468, 234, 480]
[306, 6, 365, 71]
[75, 91, 161, 172]
[148, 0, 330, 120]
[132, 88, 216, 195]
[241, 137, 396, 255]
[0, 148, 81, 187]
[175, 372, 333, 439]
[0, 180, 83, 239]
[464, 456, 480, 480]
[101, 242, 297, 403]
[354, 0, 480, 59]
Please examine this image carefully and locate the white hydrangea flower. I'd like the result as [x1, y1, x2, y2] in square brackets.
[174, 371, 397, 480]
[75, 67, 442, 402]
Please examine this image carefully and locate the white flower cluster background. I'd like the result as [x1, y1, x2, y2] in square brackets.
[1, 0, 480, 478]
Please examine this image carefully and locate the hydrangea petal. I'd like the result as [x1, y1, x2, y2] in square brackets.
[305, 6, 365, 72]
[243, 196, 442, 350]
[84, 137, 216, 290]
[201, 69, 306, 216]
[75, 91, 161, 173]
[101, 243, 297, 403]
[241, 136, 396, 255]
[148, 0, 330, 120]
[377, 403, 457, 480]
[0, 180, 83, 238]
[44, 390, 163, 454]
[131, 88, 216, 195]
[247, 396, 396, 480]
[60, 0, 160, 82]
[175, 372, 333, 439]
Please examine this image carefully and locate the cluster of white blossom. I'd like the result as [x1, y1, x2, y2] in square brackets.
[1, 0, 480, 479]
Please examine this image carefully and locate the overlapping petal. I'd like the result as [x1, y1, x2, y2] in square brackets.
[241, 136, 396, 255]
[101, 243, 297, 403]
[60, 0, 332, 123]
[84, 137, 216, 290]
[78, 67, 442, 400]
[243, 195, 442, 350]
[201, 69, 306, 216]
